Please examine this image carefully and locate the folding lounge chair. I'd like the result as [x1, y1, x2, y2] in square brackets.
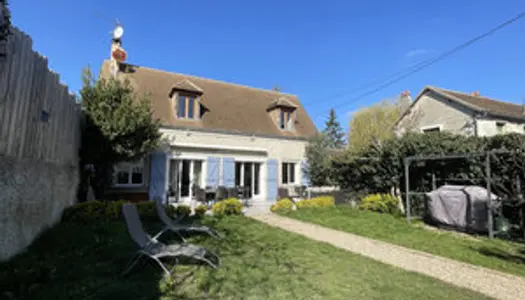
[121, 203, 220, 277]
[155, 197, 222, 242]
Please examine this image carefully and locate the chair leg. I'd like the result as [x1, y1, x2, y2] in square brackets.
[121, 253, 143, 276]
[149, 256, 172, 277]
[207, 250, 221, 266]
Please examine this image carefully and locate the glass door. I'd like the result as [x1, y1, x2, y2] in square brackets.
[170, 159, 203, 202]
[235, 162, 261, 198]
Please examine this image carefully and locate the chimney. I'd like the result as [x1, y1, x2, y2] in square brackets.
[471, 91, 480, 96]
[109, 24, 126, 77]
[398, 90, 412, 112]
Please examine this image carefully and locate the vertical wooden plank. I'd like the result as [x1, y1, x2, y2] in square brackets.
[0, 27, 16, 155]
[5, 29, 28, 156]
[24, 54, 46, 159]
[32, 56, 48, 160]
[40, 71, 54, 161]
[54, 86, 67, 163]
[16, 35, 37, 159]
[46, 72, 59, 163]
[0, 29, 21, 156]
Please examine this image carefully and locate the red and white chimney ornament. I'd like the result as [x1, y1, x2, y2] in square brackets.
[112, 48, 127, 62]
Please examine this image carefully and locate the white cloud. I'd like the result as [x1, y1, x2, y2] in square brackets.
[404, 48, 434, 58]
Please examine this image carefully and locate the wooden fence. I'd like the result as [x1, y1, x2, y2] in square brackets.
[0, 27, 80, 166]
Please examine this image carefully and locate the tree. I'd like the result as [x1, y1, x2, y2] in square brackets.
[347, 95, 420, 154]
[79, 67, 161, 200]
[304, 133, 332, 186]
[322, 108, 346, 148]
[0, 0, 11, 43]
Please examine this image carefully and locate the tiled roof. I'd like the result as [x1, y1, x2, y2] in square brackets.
[100, 61, 317, 139]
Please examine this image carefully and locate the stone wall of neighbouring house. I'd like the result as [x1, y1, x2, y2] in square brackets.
[0, 155, 78, 261]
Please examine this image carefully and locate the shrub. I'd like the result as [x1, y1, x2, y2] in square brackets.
[62, 200, 175, 223]
[270, 198, 295, 213]
[296, 196, 335, 209]
[175, 205, 191, 217]
[194, 205, 208, 217]
[359, 193, 400, 214]
[212, 198, 243, 216]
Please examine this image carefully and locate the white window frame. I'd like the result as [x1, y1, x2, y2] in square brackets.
[279, 109, 295, 131]
[113, 159, 145, 188]
[281, 162, 297, 185]
[420, 124, 442, 133]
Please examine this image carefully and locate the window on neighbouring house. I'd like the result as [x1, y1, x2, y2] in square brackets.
[496, 121, 505, 134]
[114, 160, 144, 186]
[422, 126, 440, 133]
[176, 94, 199, 119]
[279, 109, 294, 130]
[281, 162, 296, 184]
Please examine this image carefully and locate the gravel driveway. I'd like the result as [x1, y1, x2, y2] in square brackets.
[250, 213, 525, 300]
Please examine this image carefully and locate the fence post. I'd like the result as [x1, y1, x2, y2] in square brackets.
[405, 158, 411, 223]
[486, 152, 493, 239]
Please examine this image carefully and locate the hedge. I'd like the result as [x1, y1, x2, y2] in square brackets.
[332, 132, 525, 213]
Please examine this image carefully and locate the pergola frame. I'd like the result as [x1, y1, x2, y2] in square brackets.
[404, 150, 520, 239]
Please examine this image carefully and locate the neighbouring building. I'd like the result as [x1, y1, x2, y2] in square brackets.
[394, 86, 525, 137]
[99, 38, 317, 204]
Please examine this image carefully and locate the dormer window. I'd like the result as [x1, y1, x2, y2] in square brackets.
[177, 94, 198, 119]
[267, 97, 297, 131]
[170, 79, 205, 121]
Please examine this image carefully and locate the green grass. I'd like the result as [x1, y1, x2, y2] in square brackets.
[283, 206, 525, 278]
[0, 216, 492, 300]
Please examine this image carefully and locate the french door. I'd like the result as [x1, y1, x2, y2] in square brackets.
[168, 159, 202, 202]
[235, 162, 261, 198]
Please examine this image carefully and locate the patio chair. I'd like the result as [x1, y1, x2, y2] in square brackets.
[216, 186, 228, 201]
[121, 203, 219, 277]
[155, 197, 222, 242]
[278, 187, 290, 200]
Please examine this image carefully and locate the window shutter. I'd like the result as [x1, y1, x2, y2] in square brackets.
[301, 160, 309, 186]
[222, 157, 235, 188]
[149, 152, 167, 201]
[206, 156, 220, 187]
[267, 159, 278, 202]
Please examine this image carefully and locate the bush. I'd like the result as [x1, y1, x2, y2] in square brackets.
[212, 198, 243, 216]
[62, 200, 175, 223]
[175, 205, 191, 217]
[194, 205, 208, 217]
[270, 198, 295, 213]
[359, 193, 400, 214]
[296, 196, 335, 209]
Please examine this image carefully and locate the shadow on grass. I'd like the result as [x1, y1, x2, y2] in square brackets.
[474, 246, 525, 265]
[0, 222, 167, 300]
[1, 216, 326, 300]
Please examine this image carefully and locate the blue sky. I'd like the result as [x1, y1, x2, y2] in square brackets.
[10, 0, 525, 131]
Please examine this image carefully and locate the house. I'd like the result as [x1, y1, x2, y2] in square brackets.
[394, 86, 525, 137]
[99, 45, 317, 205]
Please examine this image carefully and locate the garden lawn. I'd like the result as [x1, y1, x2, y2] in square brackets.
[0, 216, 492, 300]
[283, 206, 525, 278]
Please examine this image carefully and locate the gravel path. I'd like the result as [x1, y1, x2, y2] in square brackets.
[250, 213, 525, 300]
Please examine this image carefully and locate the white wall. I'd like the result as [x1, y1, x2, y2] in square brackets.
[476, 118, 525, 137]
[159, 127, 308, 200]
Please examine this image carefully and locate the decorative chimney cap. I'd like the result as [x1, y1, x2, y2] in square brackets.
[400, 90, 410, 97]
[471, 91, 480, 96]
